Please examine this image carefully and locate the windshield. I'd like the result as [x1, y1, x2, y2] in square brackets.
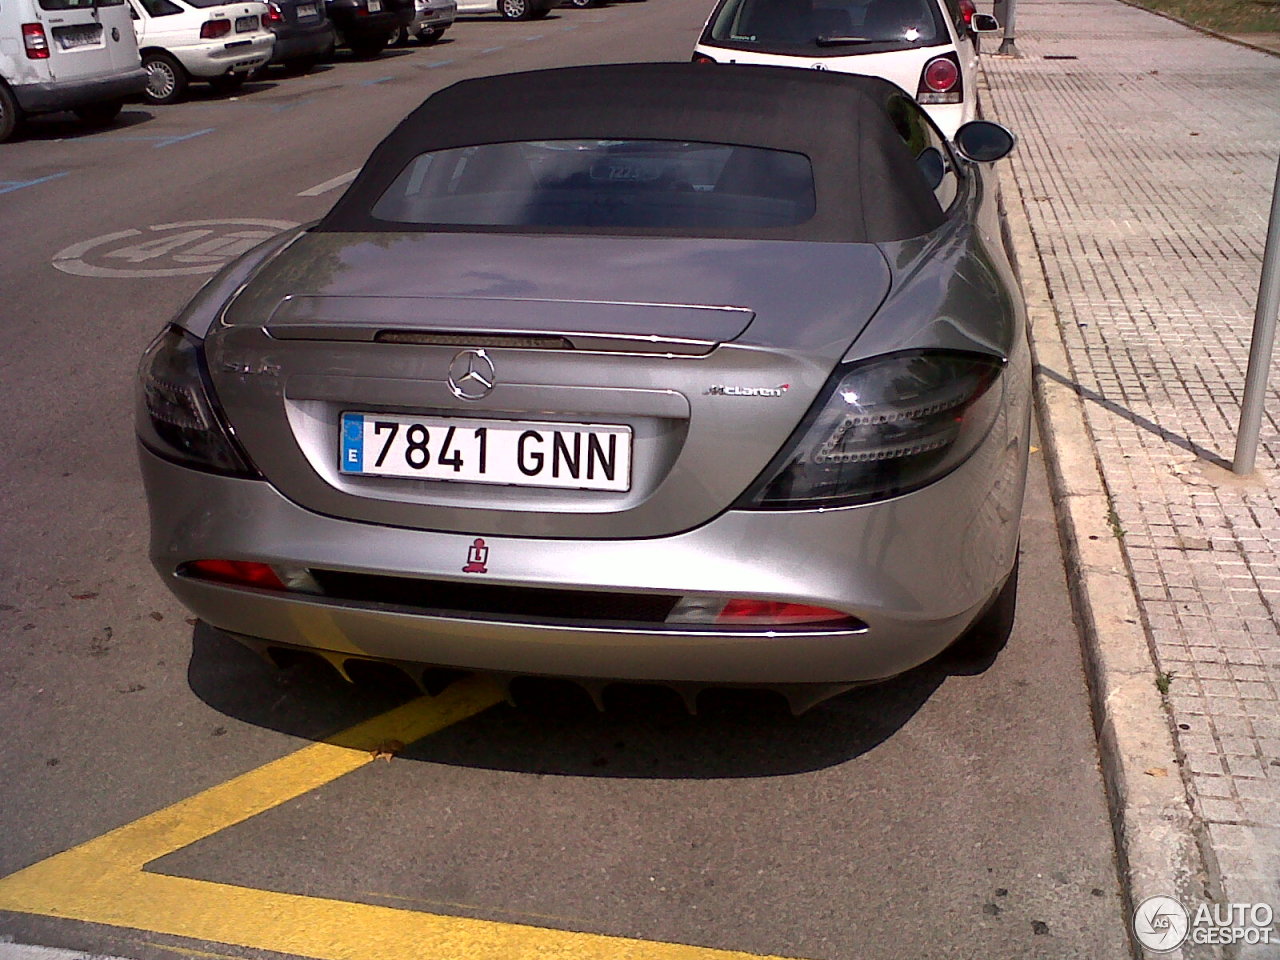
[706, 0, 947, 55]
[370, 139, 817, 232]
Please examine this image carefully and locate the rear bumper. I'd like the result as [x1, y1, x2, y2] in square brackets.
[171, 35, 275, 78]
[269, 21, 336, 63]
[13, 67, 147, 113]
[140, 412, 1025, 684]
[407, 7, 454, 31]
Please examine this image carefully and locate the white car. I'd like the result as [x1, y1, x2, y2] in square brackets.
[129, 0, 274, 104]
[454, 0, 551, 22]
[692, 0, 998, 137]
[390, 0, 455, 44]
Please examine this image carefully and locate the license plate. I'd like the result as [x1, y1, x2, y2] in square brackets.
[297, 3, 317, 14]
[54, 23, 102, 48]
[340, 413, 632, 492]
[235, 14, 258, 30]
[366, 0, 382, 10]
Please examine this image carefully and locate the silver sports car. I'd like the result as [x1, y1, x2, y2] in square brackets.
[138, 63, 1029, 711]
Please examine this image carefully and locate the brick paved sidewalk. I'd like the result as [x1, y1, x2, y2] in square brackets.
[981, 2, 1280, 953]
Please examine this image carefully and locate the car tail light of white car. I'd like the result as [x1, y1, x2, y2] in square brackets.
[200, 17, 233, 37]
[917, 53, 962, 105]
[22, 23, 50, 58]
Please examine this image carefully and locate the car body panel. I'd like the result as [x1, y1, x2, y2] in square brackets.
[1, 0, 144, 108]
[208, 234, 895, 539]
[129, 0, 274, 77]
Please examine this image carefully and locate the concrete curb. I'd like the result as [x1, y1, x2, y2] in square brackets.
[996, 158, 1218, 958]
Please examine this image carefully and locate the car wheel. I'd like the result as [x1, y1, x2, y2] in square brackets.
[388, 25, 408, 45]
[947, 552, 1019, 665]
[568, 0, 593, 9]
[349, 35, 388, 57]
[415, 25, 444, 42]
[142, 52, 188, 105]
[499, 0, 531, 20]
[0, 83, 21, 143]
[73, 99, 124, 127]
[208, 73, 246, 95]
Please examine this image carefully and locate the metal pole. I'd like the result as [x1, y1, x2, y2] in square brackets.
[995, 0, 1018, 57]
[1233, 155, 1280, 475]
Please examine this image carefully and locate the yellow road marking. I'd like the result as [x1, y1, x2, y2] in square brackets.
[140, 941, 251, 960]
[0, 675, 801, 960]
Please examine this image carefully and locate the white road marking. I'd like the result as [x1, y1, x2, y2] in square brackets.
[297, 169, 359, 197]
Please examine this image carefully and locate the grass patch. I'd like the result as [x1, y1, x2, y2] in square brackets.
[1125, 0, 1279, 35]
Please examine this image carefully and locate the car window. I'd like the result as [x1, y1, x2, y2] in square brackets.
[706, 0, 948, 56]
[886, 95, 959, 210]
[38, 0, 124, 9]
[370, 139, 817, 232]
[135, 0, 183, 15]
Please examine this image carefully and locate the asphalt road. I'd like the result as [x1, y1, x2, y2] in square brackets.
[1, 5, 1133, 959]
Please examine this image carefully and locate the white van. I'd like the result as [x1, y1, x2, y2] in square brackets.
[0, 0, 147, 141]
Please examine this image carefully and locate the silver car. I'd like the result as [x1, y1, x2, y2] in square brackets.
[137, 64, 1029, 711]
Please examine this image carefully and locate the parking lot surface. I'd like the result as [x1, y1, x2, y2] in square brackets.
[2, 3, 1132, 957]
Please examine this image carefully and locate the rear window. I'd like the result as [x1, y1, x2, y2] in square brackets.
[369, 139, 817, 232]
[707, 0, 948, 56]
[38, 0, 123, 9]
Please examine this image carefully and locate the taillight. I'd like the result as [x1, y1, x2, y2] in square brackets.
[958, 0, 975, 26]
[263, 2, 283, 23]
[691, 53, 716, 64]
[917, 54, 962, 104]
[184, 559, 287, 590]
[738, 350, 1004, 509]
[200, 18, 232, 38]
[22, 23, 50, 59]
[665, 595, 863, 629]
[716, 600, 851, 625]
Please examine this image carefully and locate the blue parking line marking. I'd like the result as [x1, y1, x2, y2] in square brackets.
[480, 45, 504, 53]
[0, 172, 69, 196]
[109, 128, 215, 149]
[423, 59, 454, 67]
[362, 76, 394, 86]
[272, 97, 316, 113]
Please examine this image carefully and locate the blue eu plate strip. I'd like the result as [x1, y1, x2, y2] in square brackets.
[341, 414, 364, 472]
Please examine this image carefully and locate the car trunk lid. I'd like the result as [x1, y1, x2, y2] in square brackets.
[208, 231, 892, 539]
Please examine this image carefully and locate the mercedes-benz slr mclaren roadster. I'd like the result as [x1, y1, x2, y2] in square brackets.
[137, 63, 1030, 711]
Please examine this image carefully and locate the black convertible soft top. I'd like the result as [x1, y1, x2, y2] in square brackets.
[318, 63, 947, 243]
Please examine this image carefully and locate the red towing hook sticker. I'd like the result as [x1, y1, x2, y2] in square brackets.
[462, 538, 489, 574]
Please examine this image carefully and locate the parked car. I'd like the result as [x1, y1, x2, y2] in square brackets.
[0, 0, 146, 142]
[692, 0, 999, 137]
[128, 0, 274, 104]
[324, 0, 412, 58]
[389, 0, 454, 44]
[136, 64, 1028, 713]
[260, 0, 334, 71]
[454, 0, 551, 22]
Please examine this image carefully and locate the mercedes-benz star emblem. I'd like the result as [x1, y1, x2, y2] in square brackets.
[447, 349, 496, 400]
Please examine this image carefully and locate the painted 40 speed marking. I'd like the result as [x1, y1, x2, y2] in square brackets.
[341, 412, 633, 492]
